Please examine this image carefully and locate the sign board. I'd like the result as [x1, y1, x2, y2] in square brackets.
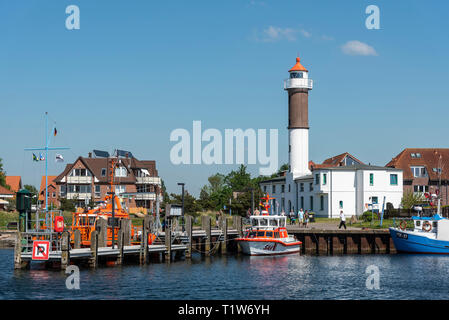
[166, 204, 182, 217]
[32, 240, 50, 260]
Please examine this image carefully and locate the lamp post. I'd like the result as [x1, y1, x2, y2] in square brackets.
[178, 183, 185, 232]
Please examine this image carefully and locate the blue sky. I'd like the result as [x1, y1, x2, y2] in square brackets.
[1, 0, 448, 196]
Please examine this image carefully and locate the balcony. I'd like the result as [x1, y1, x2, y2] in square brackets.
[284, 78, 313, 90]
[67, 176, 92, 184]
[136, 176, 161, 185]
[66, 193, 91, 200]
[134, 193, 156, 201]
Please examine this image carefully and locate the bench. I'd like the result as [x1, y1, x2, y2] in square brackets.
[6, 222, 18, 230]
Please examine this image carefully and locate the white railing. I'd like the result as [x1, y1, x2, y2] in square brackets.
[284, 78, 313, 90]
[136, 176, 161, 185]
[67, 176, 92, 184]
[134, 193, 156, 200]
[66, 193, 91, 200]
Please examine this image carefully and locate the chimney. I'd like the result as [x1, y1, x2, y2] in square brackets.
[88, 152, 92, 158]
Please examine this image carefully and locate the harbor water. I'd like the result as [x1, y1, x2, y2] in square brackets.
[1, 248, 449, 300]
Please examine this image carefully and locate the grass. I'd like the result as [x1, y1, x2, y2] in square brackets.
[0, 211, 19, 230]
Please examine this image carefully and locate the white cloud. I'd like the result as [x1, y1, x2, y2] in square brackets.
[341, 40, 378, 56]
[255, 26, 311, 42]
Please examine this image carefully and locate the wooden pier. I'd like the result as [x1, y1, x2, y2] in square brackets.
[13, 215, 244, 270]
[287, 228, 396, 255]
[13, 215, 400, 270]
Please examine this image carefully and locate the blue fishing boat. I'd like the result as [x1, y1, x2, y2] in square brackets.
[389, 214, 449, 254]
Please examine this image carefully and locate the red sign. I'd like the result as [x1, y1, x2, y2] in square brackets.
[32, 241, 50, 260]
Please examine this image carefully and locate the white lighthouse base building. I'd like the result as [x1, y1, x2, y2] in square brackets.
[260, 154, 403, 218]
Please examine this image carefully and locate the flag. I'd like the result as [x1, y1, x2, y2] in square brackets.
[54, 127, 57, 136]
[32, 153, 39, 162]
[39, 153, 45, 161]
[55, 154, 64, 163]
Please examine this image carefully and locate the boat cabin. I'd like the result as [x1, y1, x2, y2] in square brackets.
[250, 215, 287, 229]
[412, 215, 449, 241]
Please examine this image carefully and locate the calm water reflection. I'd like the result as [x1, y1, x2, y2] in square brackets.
[1, 249, 449, 300]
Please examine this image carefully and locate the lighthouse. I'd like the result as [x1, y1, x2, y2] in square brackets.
[284, 56, 313, 179]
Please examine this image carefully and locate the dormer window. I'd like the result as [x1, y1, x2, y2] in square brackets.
[290, 72, 303, 79]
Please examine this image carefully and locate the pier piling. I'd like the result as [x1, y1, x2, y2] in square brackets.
[185, 215, 192, 258]
[74, 229, 81, 249]
[61, 231, 70, 270]
[221, 216, 228, 254]
[97, 218, 107, 248]
[89, 230, 98, 268]
[165, 222, 172, 262]
[203, 216, 211, 256]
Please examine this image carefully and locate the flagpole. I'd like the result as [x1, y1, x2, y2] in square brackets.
[45, 112, 48, 212]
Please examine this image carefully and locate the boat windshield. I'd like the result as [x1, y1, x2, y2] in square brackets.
[252, 219, 258, 227]
[259, 219, 268, 226]
[269, 219, 278, 227]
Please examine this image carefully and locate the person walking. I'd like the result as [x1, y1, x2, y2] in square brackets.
[303, 210, 309, 228]
[339, 210, 347, 230]
[298, 208, 304, 227]
[289, 210, 295, 225]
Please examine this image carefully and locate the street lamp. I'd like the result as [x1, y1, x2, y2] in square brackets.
[178, 183, 185, 232]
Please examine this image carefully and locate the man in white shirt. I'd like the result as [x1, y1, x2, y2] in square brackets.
[338, 210, 347, 230]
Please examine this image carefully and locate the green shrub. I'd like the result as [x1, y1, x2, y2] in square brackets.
[361, 211, 379, 222]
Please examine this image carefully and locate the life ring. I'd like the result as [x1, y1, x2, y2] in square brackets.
[422, 221, 432, 232]
[399, 220, 407, 231]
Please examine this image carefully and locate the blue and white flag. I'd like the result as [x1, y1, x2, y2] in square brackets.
[39, 153, 45, 161]
[55, 154, 64, 163]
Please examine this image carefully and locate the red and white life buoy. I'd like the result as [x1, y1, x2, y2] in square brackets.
[422, 221, 432, 232]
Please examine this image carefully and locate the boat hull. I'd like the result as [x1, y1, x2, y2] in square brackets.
[237, 239, 301, 256]
[389, 227, 449, 254]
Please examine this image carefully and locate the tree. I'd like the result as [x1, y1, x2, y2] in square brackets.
[24, 185, 38, 205]
[401, 191, 425, 209]
[0, 158, 7, 188]
[169, 191, 202, 216]
[59, 198, 76, 212]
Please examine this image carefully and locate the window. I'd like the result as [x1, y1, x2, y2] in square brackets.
[60, 185, 67, 196]
[414, 185, 429, 194]
[310, 196, 314, 211]
[300, 183, 304, 192]
[315, 174, 320, 185]
[115, 185, 126, 195]
[371, 197, 378, 204]
[300, 196, 304, 209]
[390, 174, 398, 185]
[71, 168, 92, 177]
[339, 201, 343, 209]
[115, 166, 127, 177]
[411, 166, 427, 178]
[266, 231, 273, 238]
[52, 193, 56, 198]
[288, 184, 291, 192]
[281, 185, 285, 193]
[290, 72, 303, 79]
[264, 186, 267, 193]
[369, 173, 374, 186]
[101, 168, 106, 177]
[272, 185, 276, 193]
[320, 196, 324, 211]
[309, 183, 313, 192]
[323, 174, 327, 185]
[95, 185, 101, 197]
